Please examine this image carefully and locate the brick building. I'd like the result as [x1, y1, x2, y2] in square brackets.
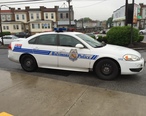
[0, 5, 75, 35]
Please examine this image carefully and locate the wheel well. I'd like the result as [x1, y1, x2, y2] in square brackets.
[93, 57, 121, 73]
[19, 53, 37, 65]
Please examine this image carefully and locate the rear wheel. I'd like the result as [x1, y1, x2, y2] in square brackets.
[94, 59, 120, 80]
[20, 55, 38, 72]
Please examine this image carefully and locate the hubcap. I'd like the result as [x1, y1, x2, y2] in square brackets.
[25, 60, 32, 67]
[101, 64, 112, 75]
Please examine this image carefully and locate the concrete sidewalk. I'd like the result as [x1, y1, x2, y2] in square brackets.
[0, 69, 146, 116]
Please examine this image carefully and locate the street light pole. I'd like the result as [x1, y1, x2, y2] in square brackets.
[0, 5, 11, 45]
[66, 0, 72, 29]
[130, 0, 134, 46]
[0, 6, 3, 45]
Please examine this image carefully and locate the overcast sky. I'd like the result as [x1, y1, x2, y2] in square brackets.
[1, 0, 146, 21]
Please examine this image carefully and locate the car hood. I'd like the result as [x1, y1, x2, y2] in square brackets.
[95, 44, 141, 57]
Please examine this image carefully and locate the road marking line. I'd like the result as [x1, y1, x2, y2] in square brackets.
[0, 112, 13, 116]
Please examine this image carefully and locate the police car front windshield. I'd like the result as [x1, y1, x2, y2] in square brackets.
[76, 34, 104, 48]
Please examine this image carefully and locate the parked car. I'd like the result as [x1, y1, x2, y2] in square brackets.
[139, 28, 146, 35]
[8, 31, 144, 80]
[15, 32, 31, 38]
[0, 35, 25, 45]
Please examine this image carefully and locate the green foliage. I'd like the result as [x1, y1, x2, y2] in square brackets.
[97, 35, 103, 42]
[137, 35, 144, 42]
[0, 31, 11, 37]
[97, 35, 107, 43]
[78, 17, 92, 22]
[106, 26, 139, 46]
[106, 17, 113, 28]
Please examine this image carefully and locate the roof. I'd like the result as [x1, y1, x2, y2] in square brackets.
[43, 8, 56, 12]
[1, 10, 11, 13]
[58, 8, 69, 12]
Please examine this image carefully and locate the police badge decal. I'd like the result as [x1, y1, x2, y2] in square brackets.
[69, 49, 78, 61]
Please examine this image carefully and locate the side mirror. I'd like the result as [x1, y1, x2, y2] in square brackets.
[75, 44, 84, 49]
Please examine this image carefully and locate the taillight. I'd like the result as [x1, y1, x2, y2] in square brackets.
[8, 43, 12, 50]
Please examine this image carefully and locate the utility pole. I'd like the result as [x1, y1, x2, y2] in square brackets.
[125, 0, 128, 26]
[66, 0, 72, 29]
[0, 7, 3, 45]
[130, 0, 134, 46]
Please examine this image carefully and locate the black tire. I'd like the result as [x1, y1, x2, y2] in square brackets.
[94, 59, 120, 80]
[140, 32, 143, 35]
[20, 55, 38, 72]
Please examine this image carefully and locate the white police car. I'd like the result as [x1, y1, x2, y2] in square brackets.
[8, 31, 145, 80]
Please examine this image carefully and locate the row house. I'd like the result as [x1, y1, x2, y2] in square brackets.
[113, 3, 146, 29]
[1, 5, 75, 35]
[57, 6, 75, 28]
[139, 3, 146, 29]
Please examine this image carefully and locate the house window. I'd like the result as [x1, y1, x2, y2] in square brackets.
[66, 13, 68, 18]
[45, 13, 48, 19]
[6, 26, 9, 30]
[16, 25, 19, 29]
[2, 15, 5, 21]
[31, 14, 34, 19]
[16, 15, 19, 20]
[36, 13, 39, 19]
[13, 25, 16, 30]
[7, 15, 11, 20]
[3, 26, 6, 30]
[60, 13, 63, 19]
[32, 24, 34, 29]
[42, 23, 50, 29]
[22, 14, 25, 20]
[13, 25, 19, 30]
[38, 24, 40, 28]
[51, 13, 54, 19]
[48, 23, 50, 28]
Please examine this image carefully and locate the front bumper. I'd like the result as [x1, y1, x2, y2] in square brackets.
[120, 58, 145, 75]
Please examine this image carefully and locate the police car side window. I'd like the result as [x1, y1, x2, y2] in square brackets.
[29, 34, 57, 45]
[59, 35, 81, 47]
[29, 37, 37, 44]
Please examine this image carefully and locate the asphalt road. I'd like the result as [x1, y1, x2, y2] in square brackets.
[0, 49, 146, 97]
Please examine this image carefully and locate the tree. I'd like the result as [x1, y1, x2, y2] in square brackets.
[106, 17, 113, 28]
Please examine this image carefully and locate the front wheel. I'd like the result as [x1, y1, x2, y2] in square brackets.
[20, 55, 38, 72]
[94, 59, 120, 80]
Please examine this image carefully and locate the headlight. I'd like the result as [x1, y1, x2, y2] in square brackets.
[123, 54, 140, 61]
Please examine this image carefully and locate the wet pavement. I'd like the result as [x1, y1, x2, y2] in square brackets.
[0, 70, 146, 116]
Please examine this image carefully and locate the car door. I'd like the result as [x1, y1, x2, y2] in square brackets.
[58, 34, 91, 70]
[28, 34, 58, 68]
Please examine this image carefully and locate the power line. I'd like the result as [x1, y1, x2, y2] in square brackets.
[74, 0, 108, 8]
[0, 0, 65, 6]
[0, 0, 109, 8]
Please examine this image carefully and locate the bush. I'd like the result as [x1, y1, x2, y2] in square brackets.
[97, 35, 103, 42]
[0, 31, 11, 37]
[137, 35, 144, 42]
[97, 35, 107, 43]
[106, 26, 139, 46]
